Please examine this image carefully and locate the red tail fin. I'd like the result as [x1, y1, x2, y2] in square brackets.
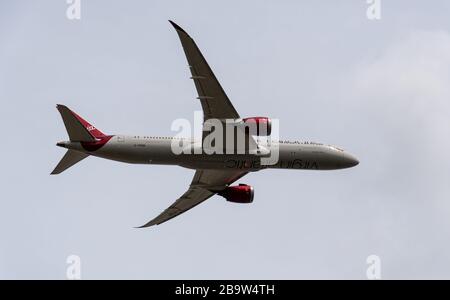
[56, 104, 106, 141]
[69, 110, 106, 139]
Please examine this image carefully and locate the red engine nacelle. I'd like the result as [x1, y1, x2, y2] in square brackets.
[242, 117, 272, 136]
[219, 184, 254, 204]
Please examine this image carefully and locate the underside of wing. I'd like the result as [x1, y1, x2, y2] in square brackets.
[169, 20, 240, 120]
[170, 20, 261, 153]
[137, 169, 248, 227]
[136, 187, 215, 227]
[190, 169, 249, 191]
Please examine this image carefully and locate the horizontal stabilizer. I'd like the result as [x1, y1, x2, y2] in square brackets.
[51, 150, 89, 175]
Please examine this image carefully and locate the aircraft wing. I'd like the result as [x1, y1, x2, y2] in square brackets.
[169, 20, 240, 120]
[137, 169, 248, 227]
[170, 20, 260, 151]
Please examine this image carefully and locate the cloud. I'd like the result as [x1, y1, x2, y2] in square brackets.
[335, 30, 450, 278]
[351, 30, 450, 141]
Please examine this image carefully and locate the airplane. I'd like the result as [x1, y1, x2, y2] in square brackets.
[51, 20, 359, 227]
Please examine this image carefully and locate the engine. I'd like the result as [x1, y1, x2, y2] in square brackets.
[242, 117, 272, 136]
[219, 184, 254, 204]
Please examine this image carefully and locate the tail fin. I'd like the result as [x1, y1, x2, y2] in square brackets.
[56, 104, 106, 141]
[51, 150, 89, 175]
[52, 104, 105, 174]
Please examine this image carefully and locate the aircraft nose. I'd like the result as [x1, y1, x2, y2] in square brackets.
[340, 152, 359, 168]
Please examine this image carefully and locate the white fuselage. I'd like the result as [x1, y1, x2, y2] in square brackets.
[58, 135, 359, 171]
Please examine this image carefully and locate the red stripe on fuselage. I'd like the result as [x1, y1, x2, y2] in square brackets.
[81, 135, 113, 152]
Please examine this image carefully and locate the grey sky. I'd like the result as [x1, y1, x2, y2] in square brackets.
[1, 0, 450, 279]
